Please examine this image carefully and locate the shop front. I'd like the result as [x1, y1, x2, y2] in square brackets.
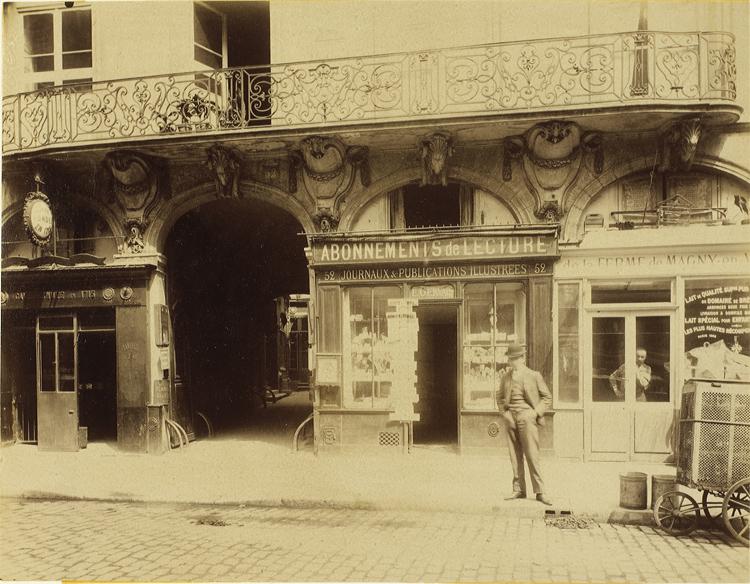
[0, 262, 159, 453]
[307, 226, 559, 454]
[553, 226, 750, 462]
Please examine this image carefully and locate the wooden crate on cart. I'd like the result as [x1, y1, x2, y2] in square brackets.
[655, 379, 749, 545]
[677, 380, 750, 491]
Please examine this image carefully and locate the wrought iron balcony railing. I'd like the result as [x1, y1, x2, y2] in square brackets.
[2, 31, 737, 153]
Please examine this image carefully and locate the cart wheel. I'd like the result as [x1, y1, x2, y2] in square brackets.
[722, 478, 749, 546]
[653, 491, 700, 536]
[701, 490, 726, 530]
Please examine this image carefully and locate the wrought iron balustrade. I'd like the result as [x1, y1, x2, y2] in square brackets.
[2, 31, 737, 153]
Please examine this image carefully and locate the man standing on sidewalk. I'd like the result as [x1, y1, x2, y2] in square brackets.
[497, 342, 553, 506]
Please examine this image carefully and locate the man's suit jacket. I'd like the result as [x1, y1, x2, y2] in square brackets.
[497, 368, 553, 418]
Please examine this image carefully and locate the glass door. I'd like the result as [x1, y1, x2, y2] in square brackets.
[37, 315, 79, 451]
[586, 312, 673, 461]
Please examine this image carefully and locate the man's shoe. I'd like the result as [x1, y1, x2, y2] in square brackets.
[504, 492, 526, 500]
[536, 493, 553, 506]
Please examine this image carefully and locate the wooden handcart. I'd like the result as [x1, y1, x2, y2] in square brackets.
[653, 380, 749, 546]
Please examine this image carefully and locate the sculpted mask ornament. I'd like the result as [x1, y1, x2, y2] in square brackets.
[313, 208, 340, 233]
[105, 151, 160, 213]
[123, 220, 145, 254]
[105, 151, 167, 248]
[206, 145, 241, 198]
[420, 133, 454, 186]
[534, 201, 563, 223]
[660, 118, 702, 172]
[289, 137, 369, 201]
[503, 121, 603, 222]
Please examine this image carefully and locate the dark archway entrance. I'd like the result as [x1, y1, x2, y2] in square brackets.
[165, 198, 311, 437]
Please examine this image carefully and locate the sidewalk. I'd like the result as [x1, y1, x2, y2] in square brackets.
[0, 394, 685, 525]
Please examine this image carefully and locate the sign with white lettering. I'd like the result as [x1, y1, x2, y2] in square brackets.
[410, 285, 455, 299]
[685, 283, 750, 348]
[317, 261, 551, 283]
[311, 234, 557, 266]
[684, 280, 750, 380]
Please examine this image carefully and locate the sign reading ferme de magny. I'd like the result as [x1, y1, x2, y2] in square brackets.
[311, 233, 558, 266]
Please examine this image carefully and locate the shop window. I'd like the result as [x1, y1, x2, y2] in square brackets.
[637, 316, 670, 403]
[342, 286, 401, 409]
[317, 287, 341, 407]
[194, 2, 226, 69]
[317, 288, 340, 354]
[23, 7, 92, 90]
[462, 282, 526, 410]
[592, 317, 625, 402]
[591, 281, 671, 304]
[557, 282, 580, 404]
[591, 315, 670, 403]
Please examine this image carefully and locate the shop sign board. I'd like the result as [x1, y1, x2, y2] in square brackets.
[1, 284, 145, 309]
[151, 379, 170, 406]
[410, 285, 455, 299]
[311, 233, 557, 266]
[557, 250, 750, 278]
[318, 261, 551, 283]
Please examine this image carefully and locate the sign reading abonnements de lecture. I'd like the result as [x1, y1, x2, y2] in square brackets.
[309, 229, 559, 267]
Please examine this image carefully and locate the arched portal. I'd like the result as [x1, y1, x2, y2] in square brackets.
[164, 197, 312, 437]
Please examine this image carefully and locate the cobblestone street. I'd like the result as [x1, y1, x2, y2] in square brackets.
[1, 498, 747, 583]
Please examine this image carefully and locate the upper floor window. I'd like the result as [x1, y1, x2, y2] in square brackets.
[23, 6, 92, 90]
[391, 183, 474, 229]
[194, 2, 226, 69]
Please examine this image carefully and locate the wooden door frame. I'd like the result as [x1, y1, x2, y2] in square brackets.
[584, 307, 676, 462]
[36, 315, 79, 452]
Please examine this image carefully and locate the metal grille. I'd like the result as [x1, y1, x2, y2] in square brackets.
[696, 422, 730, 486]
[734, 393, 750, 424]
[17, 399, 37, 443]
[681, 392, 695, 420]
[677, 420, 693, 484]
[732, 426, 750, 483]
[701, 391, 732, 422]
[379, 432, 400, 446]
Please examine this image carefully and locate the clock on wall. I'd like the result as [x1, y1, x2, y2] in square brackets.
[23, 191, 54, 247]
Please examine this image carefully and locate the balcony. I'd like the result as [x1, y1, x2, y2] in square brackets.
[2, 31, 738, 154]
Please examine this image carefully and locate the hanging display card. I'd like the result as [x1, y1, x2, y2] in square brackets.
[387, 299, 420, 422]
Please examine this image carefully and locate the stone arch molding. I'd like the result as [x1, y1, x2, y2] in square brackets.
[338, 165, 531, 232]
[2, 178, 123, 253]
[150, 179, 316, 253]
[561, 154, 750, 241]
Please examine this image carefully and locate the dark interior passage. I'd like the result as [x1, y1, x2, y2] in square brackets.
[412, 304, 458, 445]
[165, 198, 310, 433]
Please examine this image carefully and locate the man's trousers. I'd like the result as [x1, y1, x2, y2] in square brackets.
[505, 408, 545, 495]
